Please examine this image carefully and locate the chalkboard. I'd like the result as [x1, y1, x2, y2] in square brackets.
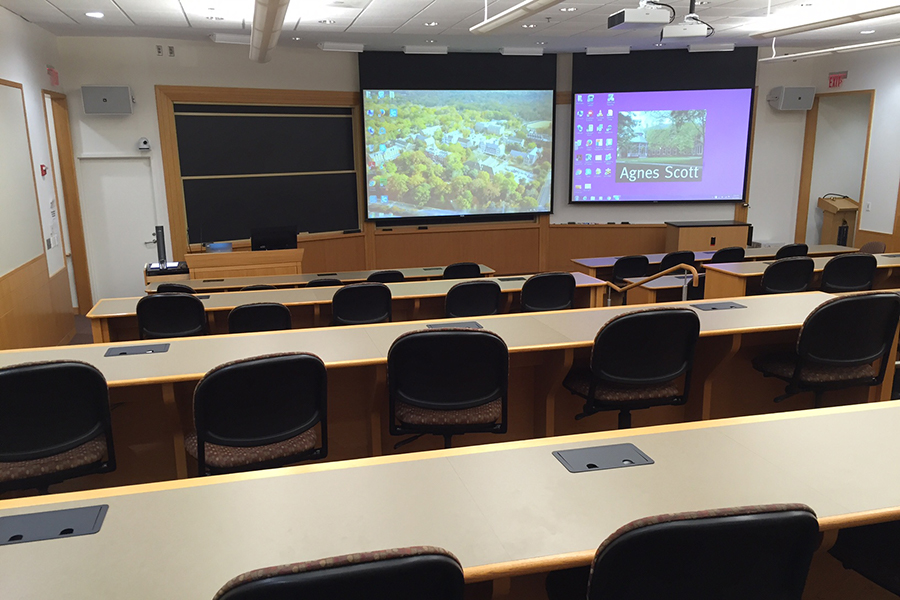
[174, 104, 360, 244]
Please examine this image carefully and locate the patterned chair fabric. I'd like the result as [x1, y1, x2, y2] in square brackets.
[185, 429, 317, 469]
[0, 436, 107, 483]
[395, 399, 502, 426]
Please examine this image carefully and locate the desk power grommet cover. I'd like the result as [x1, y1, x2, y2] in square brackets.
[692, 302, 747, 311]
[427, 321, 482, 329]
[202, 279, 225, 282]
[554, 443, 653, 473]
[105, 343, 170, 357]
[423, 267, 442, 271]
[0, 505, 108, 545]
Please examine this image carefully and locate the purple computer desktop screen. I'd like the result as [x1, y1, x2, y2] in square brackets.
[570, 89, 752, 203]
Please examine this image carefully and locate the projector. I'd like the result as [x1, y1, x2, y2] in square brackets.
[661, 21, 709, 39]
[608, 7, 671, 29]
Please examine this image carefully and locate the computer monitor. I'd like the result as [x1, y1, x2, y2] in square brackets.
[250, 226, 298, 251]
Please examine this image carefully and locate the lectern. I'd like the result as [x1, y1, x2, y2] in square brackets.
[817, 197, 858, 247]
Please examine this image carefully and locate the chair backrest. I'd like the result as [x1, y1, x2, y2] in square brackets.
[586, 504, 819, 600]
[0, 361, 113, 463]
[213, 546, 464, 600]
[193, 353, 327, 463]
[820, 253, 878, 293]
[797, 293, 900, 373]
[240, 284, 277, 291]
[521, 272, 576, 312]
[332, 282, 392, 325]
[157, 282, 196, 294]
[443, 262, 481, 279]
[591, 308, 700, 387]
[137, 292, 207, 339]
[445, 280, 501, 318]
[306, 278, 342, 287]
[611, 255, 649, 282]
[775, 243, 809, 259]
[388, 329, 508, 414]
[658, 250, 695, 272]
[760, 257, 815, 294]
[710, 246, 746, 263]
[228, 302, 292, 334]
[859, 240, 886, 254]
[367, 270, 405, 283]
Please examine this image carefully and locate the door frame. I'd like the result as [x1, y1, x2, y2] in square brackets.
[795, 89, 875, 244]
[42, 90, 93, 313]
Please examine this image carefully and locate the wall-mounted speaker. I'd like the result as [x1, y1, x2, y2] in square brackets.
[81, 86, 133, 115]
[767, 86, 816, 111]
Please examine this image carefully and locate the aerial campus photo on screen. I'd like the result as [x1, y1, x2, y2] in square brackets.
[363, 89, 554, 219]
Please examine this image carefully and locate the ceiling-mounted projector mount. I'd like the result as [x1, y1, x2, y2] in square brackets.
[609, 0, 714, 41]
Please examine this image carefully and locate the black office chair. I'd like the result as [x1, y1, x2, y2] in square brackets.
[830, 521, 900, 596]
[306, 278, 342, 287]
[753, 292, 900, 406]
[367, 270, 405, 283]
[820, 253, 877, 293]
[859, 240, 886, 254]
[185, 352, 327, 476]
[388, 328, 508, 449]
[521, 272, 576, 312]
[545, 504, 819, 600]
[157, 282, 196, 294]
[212, 546, 464, 600]
[136, 292, 207, 339]
[442, 262, 481, 279]
[240, 284, 277, 291]
[658, 250, 695, 272]
[610, 255, 650, 304]
[563, 308, 700, 429]
[0, 361, 116, 494]
[710, 246, 746, 263]
[775, 243, 809, 259]
[228, 302, 292, 334]
[445, 280, 501, 318]
[760, 257, 815, 294]
[332, 282, 392, 326]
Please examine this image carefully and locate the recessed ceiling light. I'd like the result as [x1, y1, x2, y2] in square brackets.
[696, 1, 710, 4]
[425, 39, 435, 43]
[560, 7, 576, 11]
[292, 37, 301, 40]
[655, 42, 664, 47]
[536, 41, 546, 45]
[522, 23, 536, 28]
[319, 19, 336, 24]
[85, 11, 104, 18]
[424, 21, 438, 27]
[861, 29, 875, 34]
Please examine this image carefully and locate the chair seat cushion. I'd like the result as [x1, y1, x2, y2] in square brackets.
[395, 399, 501, 426]
[0, 435, 107, 483]
[563, 367, 680, 403]
[753, 352, 877, 384]
[185, 429, 317, 469]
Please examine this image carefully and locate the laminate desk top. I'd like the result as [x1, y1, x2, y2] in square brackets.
[665, 220, 749, 227]
[90, 273, 605, 319]
[703, 253, 900, 278]
[145, 264, 495, 293]
[3, 400, 900, 600]
[572, 245, 855, 270]
[0, 293, 834, 387]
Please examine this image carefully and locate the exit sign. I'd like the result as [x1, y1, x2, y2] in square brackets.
[829, 71, 848, 88]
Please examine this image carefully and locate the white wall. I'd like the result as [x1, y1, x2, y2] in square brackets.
[0, 8, 65, 277]
[805, 93, 870, 244]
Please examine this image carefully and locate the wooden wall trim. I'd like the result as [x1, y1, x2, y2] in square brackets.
[154, 86, 359, 106]
[0, 255, 74, 350]
[795, 96, 820, 243]
[556, 91, 572, 105]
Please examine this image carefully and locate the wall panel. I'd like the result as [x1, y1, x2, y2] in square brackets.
[545, 224, 667, 272]
[0, 255, 74, 350]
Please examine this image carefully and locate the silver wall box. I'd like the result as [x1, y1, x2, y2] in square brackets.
[81, 86, 133, 115]
[767, 86, 816, 111]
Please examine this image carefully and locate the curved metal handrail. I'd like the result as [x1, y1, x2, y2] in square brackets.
[606, 263, 700, 294]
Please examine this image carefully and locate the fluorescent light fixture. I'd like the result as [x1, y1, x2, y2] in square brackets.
[210, 33, 251, 45]
[249, 0, 290, 64]
[752, 5, 900, 39]
[500, 47, 544, 56]
[317, 42, 365, 52]
[586, 46, 631, 55]
[758, 36, 900, 62]
[85, 12, 104, 19]
[688, 43, 735, 52]
[403, 45, 449, 54]
[470, 0, 566, 34]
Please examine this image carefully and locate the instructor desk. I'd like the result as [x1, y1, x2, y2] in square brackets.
[2, 401, 900, 600]
[89, 273, 607, 342]
[1, 292, 892, 483]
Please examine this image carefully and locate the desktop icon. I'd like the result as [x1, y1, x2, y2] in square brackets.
[606, 138, 613, 146]
[575, 140, 582, 148]
[576, 154, 583, 162]
[606, 153, 612, 161]
[584, 183, 592, 190]
[366, 109, 374, 116]
[587, 110, 594, 118]
[365, 91, 371, 98]
[585, 154, 592, 161]
[369, 195, 377, 202]
[607, 94, 615, 102]
[587, 125, 594, 132]
[606, 125, 613, 132]
[604, 168, 612, 176]
[367, 144, 375, 151]
[369, 180, 375, 187]
[574, 195, 580, 201]
[586, 139, 593, 147]
[575, 169, 582, 175]
[607, 109, 613, 117]
[587, 94, 594, 102]
[380, 195, 389, 203]
[378, 91, 385, 98]
[577, 110, 584, 117]
[596, 139, 602, 146]
[575, 184, 582, 189]
[389, 108, 397, 117]
[576, 125, 583, 133]
[591, 195, 596, 201]
[613, 195, 621, 200]
[585, 168, 592, 176]
[379, 127, 386, 135]
[389, 91, 395, 98]
[576, 94, 583, 102]
[379, 109, 385, 117]
[607, 196, 612, 201]
[367, 127, 375, 135]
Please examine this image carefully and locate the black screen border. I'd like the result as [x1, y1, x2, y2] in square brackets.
[569, 47, 757, 206]
[358, 52, 557, 225]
